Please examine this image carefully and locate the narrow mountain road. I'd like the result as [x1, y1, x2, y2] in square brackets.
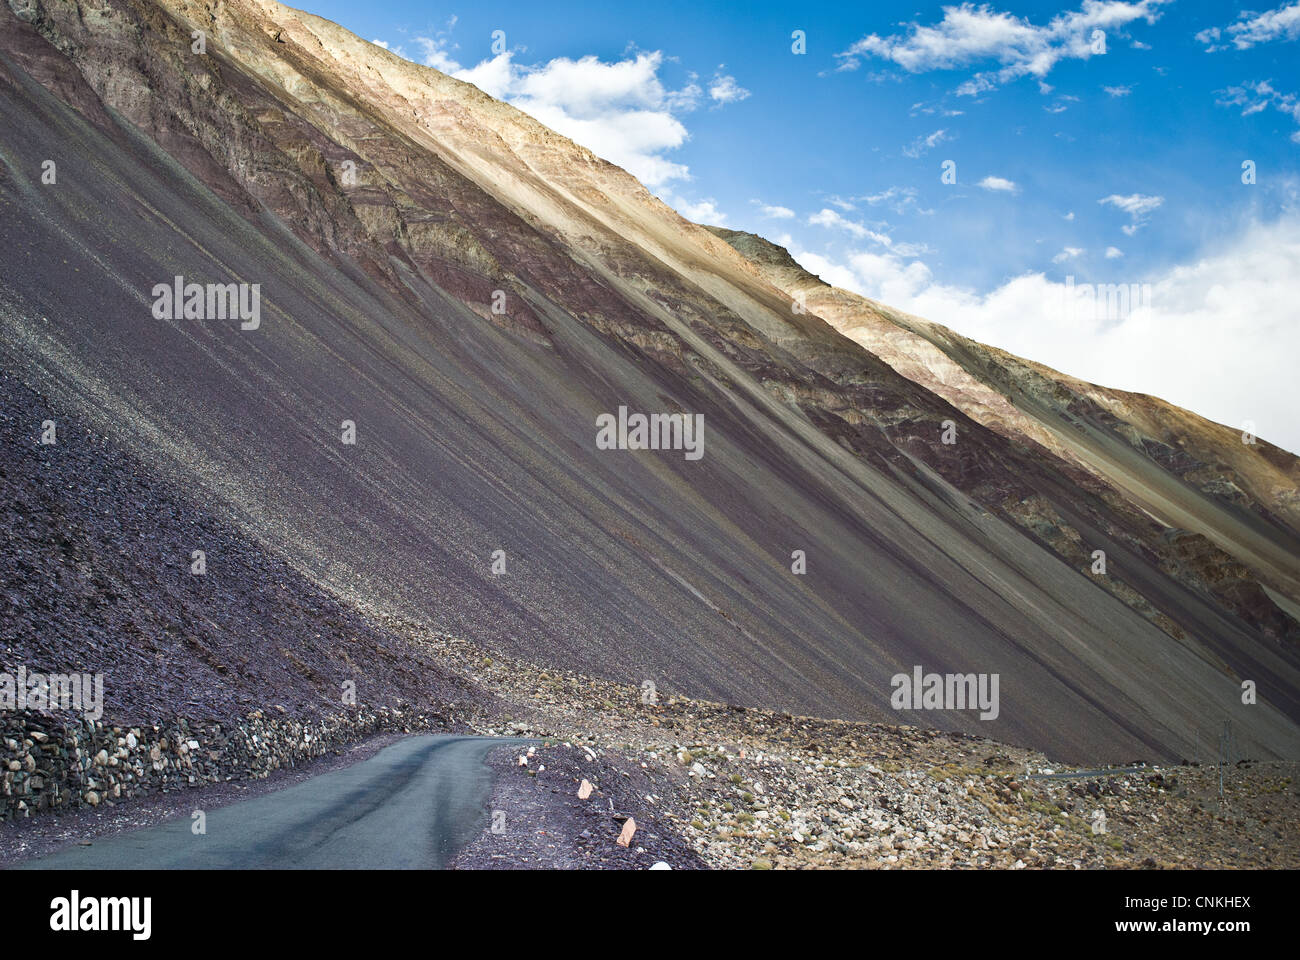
[13, 736, 533, 869]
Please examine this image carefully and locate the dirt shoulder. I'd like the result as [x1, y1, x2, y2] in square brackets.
[452, 740, 707, 870]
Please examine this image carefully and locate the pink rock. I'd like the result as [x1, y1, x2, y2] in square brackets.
[616, 817, 637, 847]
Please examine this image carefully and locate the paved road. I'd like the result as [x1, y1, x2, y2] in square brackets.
[15, 735, 531, 869]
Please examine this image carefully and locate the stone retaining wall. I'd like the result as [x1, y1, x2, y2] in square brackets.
[1, 706, 453, 820]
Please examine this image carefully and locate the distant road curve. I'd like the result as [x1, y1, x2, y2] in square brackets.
[1029, 767, 1149, 780]
[14, 735, 533, 869]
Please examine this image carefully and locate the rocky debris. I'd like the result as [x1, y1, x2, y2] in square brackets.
[432, 630, 1300, 870]
[451, 738, 708, 870]
[0, 372, 486, 729]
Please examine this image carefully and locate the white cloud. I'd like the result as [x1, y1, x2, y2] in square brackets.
[903, 128, 953, 157]
[672, 195, 728, 224]
[806, 209, 934, 257]
[979, 175, 1019, 193]
[791, 214, 1300, 454]
[757, 203, 796, 219]
[892, 240, 935, 257]
[787, 249, 863, 291]
[808, 208, 892, 245]
[1217, 81, 1300, 142]
[453, 53, 518, 99]
[955, 75, 996, 96]
[411, 16, 461, 73]
[1052, 246, 1084, 262]
[709, 71, 751, 104]
[386, 30, 742, 187]
[1100, 193, 1163, 217]
[474, 51, 701, 185]
[1100, 192, 1163, 232]
[1104, 84, 1133, 96]
[910, 100, 965, 117]
[834, 0, 1169, 94]
[511, 53, 675, 114]
[1197, 3, 1300, 51]
[1105, 245, 1124, 258]
[861, 186, 921, 214]
[417, 38, 461, 74]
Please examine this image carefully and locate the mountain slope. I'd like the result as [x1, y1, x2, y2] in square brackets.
[1, 0, 1298, 763]
[706, 227, 1300, 640]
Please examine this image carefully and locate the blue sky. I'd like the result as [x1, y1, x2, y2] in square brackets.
[295, 0, 1300, 452]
